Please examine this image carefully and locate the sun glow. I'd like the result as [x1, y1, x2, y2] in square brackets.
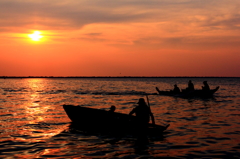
[28, 31, 43, 41]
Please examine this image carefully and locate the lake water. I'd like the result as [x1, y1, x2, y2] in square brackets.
[0, 77, 239, 158]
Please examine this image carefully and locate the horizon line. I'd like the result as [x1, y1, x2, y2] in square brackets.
[0, 76, 239, 78]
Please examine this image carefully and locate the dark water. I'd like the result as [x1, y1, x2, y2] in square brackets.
[0, 77, 239, 158]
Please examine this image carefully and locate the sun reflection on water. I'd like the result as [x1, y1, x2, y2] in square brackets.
[8, 78, 68, 142]
[24, 78, 47, 123]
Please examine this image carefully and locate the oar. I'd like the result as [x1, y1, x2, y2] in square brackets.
[146, 95, 155, 125]
[146, 95, 168, 127]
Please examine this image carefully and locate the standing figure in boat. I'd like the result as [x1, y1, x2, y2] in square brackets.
[172, 84, 181, 93]
[186, 80, 194, 92]
[202, 81, 210, 91]
[129, 98, 155, 128]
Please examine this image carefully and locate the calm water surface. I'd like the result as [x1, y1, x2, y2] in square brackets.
[0, 77, 239, 158]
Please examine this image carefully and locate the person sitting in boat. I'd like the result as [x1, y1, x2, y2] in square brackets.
[202, 81, 210, 91]
[107, 105, 118, 128]
[186, 80, 194, 92]
[109, 105, 116, 112]
[172, 84, 181, 93]
[129, 98, 155, 130]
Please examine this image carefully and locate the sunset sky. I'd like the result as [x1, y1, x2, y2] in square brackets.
[1, 0, 240, 77]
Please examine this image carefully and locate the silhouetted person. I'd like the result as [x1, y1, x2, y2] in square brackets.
[173, 84, 181, 93]
[202, 81, 210, 91]
[109, 105, 116, 112]
[107, 105, 117, 131]
[129, 98, 155, 130]
[186, 80, 194, 92]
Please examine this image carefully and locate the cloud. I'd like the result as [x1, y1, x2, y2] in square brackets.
[0, 0, 215, 32]
[0, 0, 155, 31]
[201, 14, 240, 31]
[1, 0, 240, 47]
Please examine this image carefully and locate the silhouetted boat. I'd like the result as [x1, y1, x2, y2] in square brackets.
[63, 105, 169, 136]
[156, 86, 219, 98]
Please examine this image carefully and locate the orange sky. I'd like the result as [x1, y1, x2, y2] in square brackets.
[1, 0, 240, 77]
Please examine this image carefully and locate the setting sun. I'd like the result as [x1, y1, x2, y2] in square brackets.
[28, 31, 43, 41]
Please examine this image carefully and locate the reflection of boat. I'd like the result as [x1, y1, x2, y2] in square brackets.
[156, 86, 219, 98]
[63, 105, 169, 136]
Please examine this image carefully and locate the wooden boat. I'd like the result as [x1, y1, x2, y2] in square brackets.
[156, 86, 219, 98]
[63, 105, 169, 136]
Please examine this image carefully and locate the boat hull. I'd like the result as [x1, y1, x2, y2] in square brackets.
[63, 105, 169, 136]
[156, 86, 219, 98]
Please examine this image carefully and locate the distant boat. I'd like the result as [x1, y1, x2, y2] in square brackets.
[63, 105, 169, 136]
[156, 86, 219, 98]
